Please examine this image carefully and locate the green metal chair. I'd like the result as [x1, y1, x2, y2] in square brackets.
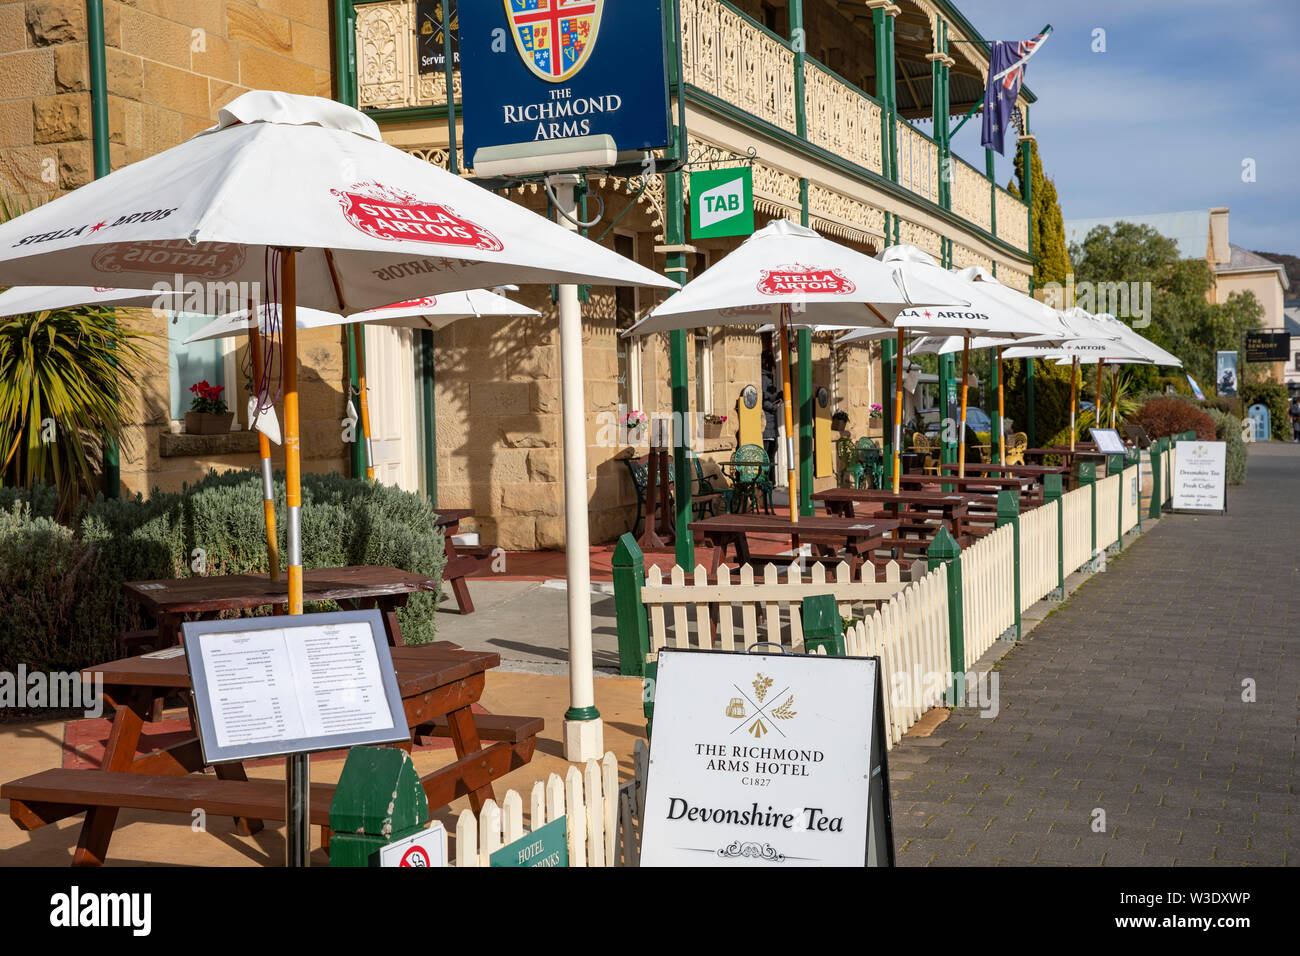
[856, 436, 884, 489]
[837, 436, 864, 488]
[730, 443, 774, 514]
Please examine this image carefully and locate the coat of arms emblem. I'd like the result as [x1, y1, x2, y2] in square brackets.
[504, 0, 604, 84]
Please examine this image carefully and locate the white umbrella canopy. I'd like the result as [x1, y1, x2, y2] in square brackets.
[0, 90, 675, 303]
[1089, 312, 1183, 368]
[623, 221, 966, 336]
[0, 284, 184, 316]
[624, 220, 968, 516]
[181, 289, 539, 344]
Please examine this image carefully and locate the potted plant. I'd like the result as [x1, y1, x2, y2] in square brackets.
[621, 409, 648, 444]
[830, 407, 849, 432]
[185, 380, 234, 434]
[702, 412, 727, 438]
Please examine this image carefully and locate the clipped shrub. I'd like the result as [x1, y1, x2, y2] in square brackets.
[1130, 397, 1215, 441]
[0, 470, 447, 676]
[1202, 408, 1248, 485]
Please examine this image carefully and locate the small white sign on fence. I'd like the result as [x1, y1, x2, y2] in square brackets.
[1172, 440, 1226, 513]
[640, 649, 893, 867]
[379, 822, 447, 868]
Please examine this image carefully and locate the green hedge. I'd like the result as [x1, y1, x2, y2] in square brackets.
[1201, 408, 1248, 485]
[0, 470, 446, 676]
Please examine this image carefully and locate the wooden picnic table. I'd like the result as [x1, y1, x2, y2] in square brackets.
[814, 488, 989, 545]
[688, 513, 900, 575]
[124, 565, 439, 650]
[1, 641, 542, 867]
[898, 473, 1043, 505]
[939, 461, 1071, 488]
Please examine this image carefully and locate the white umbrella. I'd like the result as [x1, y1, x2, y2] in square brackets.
[0, 284, 180, 316]
[0, 89, 675, 864]
[626, 220, 968, 517]
[0, 89, 672, 613]
[184, 291, 539, 480]
[1083, 313, 1182, 427]
[1004, 308, 1143, 449]
[839, 251, 1054, 481]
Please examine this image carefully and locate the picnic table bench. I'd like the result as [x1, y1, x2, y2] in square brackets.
[123, 565, 440, 651]
[938, 461, 1071, 488]
[897, 473, 1043, 506]
[2, 642, 541, 867]
[813, 488, 988, 548]
[688, 513, 900, 576]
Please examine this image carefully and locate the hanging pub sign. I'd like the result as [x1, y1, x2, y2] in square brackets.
[416, 0, 458, 75]
[1244, 331, 1290, 364]
[690, 167, 755, 240]
[458, 0, 672, 160]
[640, 649, 895, 867]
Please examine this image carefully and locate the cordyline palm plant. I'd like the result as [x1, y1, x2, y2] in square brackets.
[0, 194, 149, 515]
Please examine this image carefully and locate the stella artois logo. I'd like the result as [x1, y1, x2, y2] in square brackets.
[375, 296, 437, 310]
[506, 0, 604, 83]
[333, 182, 504, 252]
[757, 265, 856, 297]
[726, 672, 797, 738]
[90, 241, 246, 278]
[719, 305, 773, 318]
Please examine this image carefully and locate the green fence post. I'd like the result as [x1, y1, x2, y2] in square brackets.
[1148, 440, 1162, 519]
[996, 490, 1021, 640]
[612, 533, 649, 677]
[800, 594, 846, 656]
[1131, 450, 1142, 534]
[927, 526, 965, 706]
[329, 747, 430, 867]
[1108, 455, 1125, 553]
[1043, 473, 1064, 599]
[1078, 461, 1098, 569]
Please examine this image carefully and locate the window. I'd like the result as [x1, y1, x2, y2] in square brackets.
[168, 312, 233, 422]
[614, 232, 643, 415]
[761, 2, 788, 36]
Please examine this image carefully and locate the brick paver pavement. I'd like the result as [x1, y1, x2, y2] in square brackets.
[889, 442, 1298, 866]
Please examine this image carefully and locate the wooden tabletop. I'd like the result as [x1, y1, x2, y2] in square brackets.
[899, 474, 1034, 490]
[83, 641, 499, 700]
[939, 462, 1069, 476]
[434, 509, 473, 527]
[123, 566, 438, 617]
[689, 514, 901, 536]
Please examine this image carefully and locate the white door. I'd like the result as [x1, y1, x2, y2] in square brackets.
[363, 325, 421, 493]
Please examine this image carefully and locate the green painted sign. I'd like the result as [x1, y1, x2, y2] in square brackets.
[489, 816, 568, 867]
[689, 167, 754, 240]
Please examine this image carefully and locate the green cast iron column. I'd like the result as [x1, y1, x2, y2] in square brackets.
[874, 6, 891, 182]
[666, 0, 693, 567]
[88, 0, 118, 498]
[1021, 108, 1036, 447]
[792, 1, 813, 516]
[334, 0, 366, 479]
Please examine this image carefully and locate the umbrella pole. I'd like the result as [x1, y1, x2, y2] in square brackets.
[1111, 368, 1119, 427]
[1096, 359, 1104, 434]
[892, 327, 903, 494]
[1069, 357, 1079, 452]
[352, 324, 375, 481]
[957, 338, 970, 479]
[997, 347, 1005, 466]
[779, 305, 799, 523]
[248, 323, 279, 584]
[281, 249, 310, 869]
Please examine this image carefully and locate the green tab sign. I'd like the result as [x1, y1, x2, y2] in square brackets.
[489, 816, 568, 867]
[689, 167, 754, 240]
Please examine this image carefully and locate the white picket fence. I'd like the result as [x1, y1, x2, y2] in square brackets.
[1061, 484, 1093, 574]
[1095, 473, 1120, 550]
[451, 752, 639, 867]
[959, 522, 1016, 668]
[1122, 465, 1141, 535]
[641, 559, 919, 657]
[842, 563, 951, 746]
[1020, 496, 1059, 611]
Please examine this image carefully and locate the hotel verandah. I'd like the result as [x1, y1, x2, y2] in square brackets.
[0, 0, 1036, 550]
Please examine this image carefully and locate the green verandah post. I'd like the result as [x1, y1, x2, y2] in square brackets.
[1042, 472, 1064, 598]
[927, 526, 965, 706]
[996, 489, 1021, 639]
[612, 533, 650, 677]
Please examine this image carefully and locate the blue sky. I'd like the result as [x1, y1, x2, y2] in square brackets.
[947, 0, 1299, 255]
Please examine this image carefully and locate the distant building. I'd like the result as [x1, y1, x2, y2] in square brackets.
[1065, 207, 1290, 385]
[1284, 304, 1300, 395]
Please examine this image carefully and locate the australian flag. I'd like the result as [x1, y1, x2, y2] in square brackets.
[981, 31, 1049, 154]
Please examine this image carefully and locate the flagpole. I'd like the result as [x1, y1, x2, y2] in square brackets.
[779, 303, 799, 524]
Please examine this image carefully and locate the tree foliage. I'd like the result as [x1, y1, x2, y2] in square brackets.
[1069, 221, 1265, 397]
[1009, 138, 1071, 286]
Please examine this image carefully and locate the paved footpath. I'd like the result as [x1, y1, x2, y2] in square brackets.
[890, 442, 1298, 866]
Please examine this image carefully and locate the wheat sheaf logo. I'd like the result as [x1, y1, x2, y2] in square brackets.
[726, 672, 796, 738]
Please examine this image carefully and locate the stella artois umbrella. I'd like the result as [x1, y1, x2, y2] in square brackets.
[0, 284, 186, 316]
[837, 249, 1050, 484]
[625, 220, 967, 519]
[1082, 313, 1182, 427]
[0, 89, 673, 617]
[1004, 308, 1142, 450]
